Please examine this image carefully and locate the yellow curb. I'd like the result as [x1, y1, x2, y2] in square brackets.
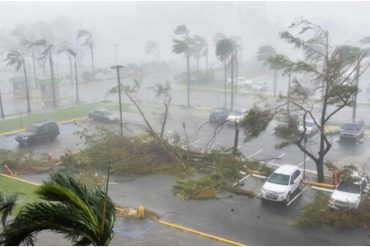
[159, 220, 246, 246]
[303, 179, 336, 189]
[0, 128, 26, 136]
[0, 173, 40, 186]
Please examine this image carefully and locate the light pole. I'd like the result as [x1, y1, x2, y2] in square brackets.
[111, 65, 124, 137]
[303, 136, 308, 179]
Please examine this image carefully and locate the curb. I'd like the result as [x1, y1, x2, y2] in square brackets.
[0, 173, 40, 186]
[302, 179, 336, 189]
[159, 220, 246, 246]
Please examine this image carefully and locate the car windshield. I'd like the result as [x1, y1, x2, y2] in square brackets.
[267, 173, 290, 185]
[26, 126, 38, 133]
[337, 183, 361, 193]
[277, 116, 289, 123]
[342, 123, 357, 130]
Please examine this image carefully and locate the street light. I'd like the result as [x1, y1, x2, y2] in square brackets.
[303, 135, 308, 179]
[110, 65, 124, 137]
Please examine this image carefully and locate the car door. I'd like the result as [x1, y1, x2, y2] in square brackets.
[290, 170, 301, 192]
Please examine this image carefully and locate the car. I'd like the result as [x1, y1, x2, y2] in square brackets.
[339, 120, 365, 142]
[228, 77, 253, 87]
[88, 109, 120, 124]
[298, 120, 319, 136]
[250, 81, 268, 92]
[329, 171, 369, 210]
[261, 165, 303, 202]
[226, 110, 246, 126]
[274, 114, 299, 132]
[209, 108, 229, 124]
[15, 120, 60, 146]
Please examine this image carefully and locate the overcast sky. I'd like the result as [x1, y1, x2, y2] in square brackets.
[1, 1, 370, 67]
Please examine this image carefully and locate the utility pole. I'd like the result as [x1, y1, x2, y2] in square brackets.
[352, 59, 360, 123]
[110, 65, 124, 137]
[287, 71, 292, 116]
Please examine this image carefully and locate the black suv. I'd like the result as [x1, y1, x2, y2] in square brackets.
[15, 120, 60, 146]
[209, 108, 229, 124]
[340, 120, 365, 142]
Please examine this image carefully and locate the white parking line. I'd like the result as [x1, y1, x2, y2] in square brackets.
[267, 153, 285, 165]
[190, 139, 200, 144]
[297, 157, 311, 167]
[286, 185, 311, 206]
[232, 175, 251, 187]
[312, 134, 319, 139]
[247, 149, 263, 159]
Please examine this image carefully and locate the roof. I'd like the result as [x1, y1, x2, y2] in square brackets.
[274, 165, 299, 175]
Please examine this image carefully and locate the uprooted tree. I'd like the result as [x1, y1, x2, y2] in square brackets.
[241, 18, 369, 183]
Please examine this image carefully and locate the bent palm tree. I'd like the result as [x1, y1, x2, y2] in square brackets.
[29, 39, 57, 108]
[0, 173, 116, 246]
[77, 30, 95, 78]
[172, 37, 194, 107]
[216, 38, 235, 109]
[257, 45, 277, 96]
[58, 47, 80, 104]
[4, 50, 32, 113]
[192, 35, 208, 71]
[0, 193, 17, 228]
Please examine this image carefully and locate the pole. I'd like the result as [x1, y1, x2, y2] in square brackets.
[111, 65, 124, 137]
[287, 71, 291, 116]
[352, 59, 360, 123]
[303, 136, 307, 179]
[0, 88, 4, 119]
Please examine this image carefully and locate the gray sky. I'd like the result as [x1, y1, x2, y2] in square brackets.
[1, 1, 370, 67]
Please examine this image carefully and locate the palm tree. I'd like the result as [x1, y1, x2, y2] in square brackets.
[0, 193, 17, 228]
[0, 173, 116, 246]
[257, 45, 278, 97]
[29, 39, 57, 108]
[145, 41, 160, 60]
[215, 38, 235, 110]
[192, 35, 208, 71]
[58, 47, 80, 104]
[4, 50, 32, 113]
[77, 30, 95, 79]
[172, 24, 193, 107]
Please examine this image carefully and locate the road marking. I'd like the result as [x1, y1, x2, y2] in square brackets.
[252, 174, 267, 179]
[159, 220, 246, 246]
[247, 149, 263, 159]
[232, 175, 251, 187]
[267, 153, 285, 165]
[311, 186, 334, 193]
[297, 157, 311, 167]
[286, 185, 311, 206]
[312, 134, 319, 139]
[190, 139, 200, 144]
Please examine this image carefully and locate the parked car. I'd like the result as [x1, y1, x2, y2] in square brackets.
[88, 109, 120, 124]
[209, 108, 229, 124]
[226, 110, 246, 126]
[261, 165, 303, 202]
[250, 81, 268, 92]
[228, 77, 253, 87]
[339, 120, 365, 142]
[15, 120, 60, 146]
[274, 114, 299, 132]
[298, 120, 319, 136]
[329, 171, 369, 210]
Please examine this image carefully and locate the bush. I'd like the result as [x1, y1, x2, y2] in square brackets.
[295, 192, 370, 228]
[0, 149, 49, 174]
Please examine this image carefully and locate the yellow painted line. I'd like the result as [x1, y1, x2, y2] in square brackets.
[303, 179, 336, 189]
[0, 173, 40, 186]
[0, 128, 26, 136]
[159, 220, 246, 246]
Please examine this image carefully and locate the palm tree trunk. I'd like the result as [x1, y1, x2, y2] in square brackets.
[196, 58, 199, 71]
[287, 71, 291, 115]
[232, 121, 239, 157]
[230, 54, 235, 111]
[31, 52, 37, 87]
[273, 69, 277, 97]
[49, 52, 57, 108]
[23, 63, 31, 113]
[235, 49, 239, 96]
[74, 56, 80, 104]
[0, 88, 4, 119]
[352, 60, 360, 123]
[90, 46, 95, 79]
[224, 59, 227, 108]
[69, 55, 73, 85]
[186, 55, 190, 107]
[205, 51, 208, 72]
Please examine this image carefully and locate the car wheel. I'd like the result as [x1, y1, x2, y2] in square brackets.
[285, 193, 291, 203]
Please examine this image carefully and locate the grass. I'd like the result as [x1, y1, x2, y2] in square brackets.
[0, 101, 130, 133]
[0, 175, 39, 213]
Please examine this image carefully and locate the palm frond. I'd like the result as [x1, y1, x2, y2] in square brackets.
[0, 193, 17, 227]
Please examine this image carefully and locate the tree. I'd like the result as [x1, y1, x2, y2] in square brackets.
[29, 39, 57, 108]
[215, 38, 236, 111]
[242, 19, 368, 182]
[145, 41, 160, 60]
[0, 88, 4, 119]
[58, 47, 80, 104]
[172, 25, 193, 107]
[0, 173, 116, 246]
[0, 193, 17, 228]
[257, 45, 278, 97]
[77, 30, 95, 79]
[192, 35, 208, 71]
[4, 50, 32, 113]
